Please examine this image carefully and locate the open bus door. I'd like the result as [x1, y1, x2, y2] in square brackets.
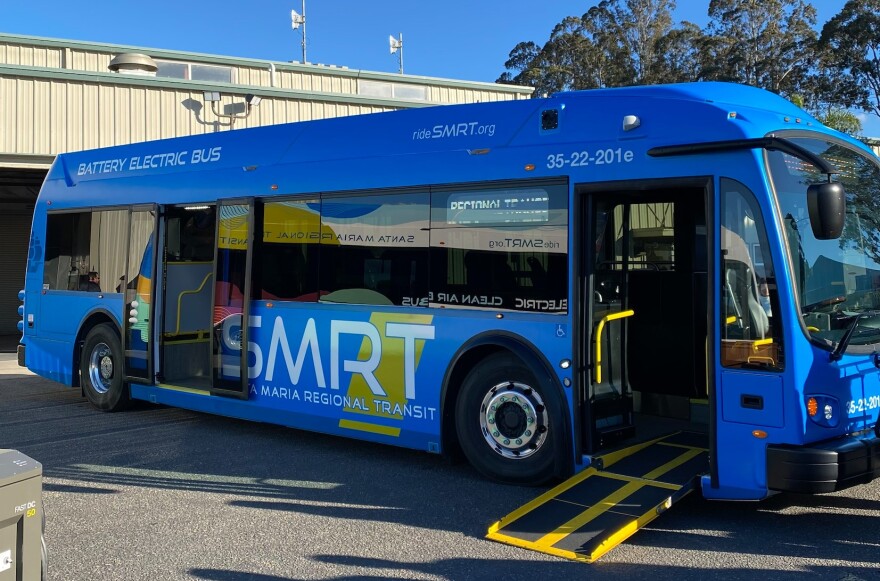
[123, 205, 158, 384]
[156, 200, 253, 397]
[583, 181, 710, 450]
[486, 180, 713, 561]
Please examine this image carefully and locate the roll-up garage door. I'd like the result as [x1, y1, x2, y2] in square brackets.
[0, 212, 32, 339]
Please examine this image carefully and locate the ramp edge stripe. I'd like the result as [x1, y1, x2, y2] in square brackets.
[593, 471, 682, 490]
[487, 467, 602, 531]
[534, 480, 646, 548]
[586, 494, 678, 562]
[485, 530, 589, 562]
[657, 441, 709, 452]
[642, 448, 704, 480]
[596, 432, 679, 468]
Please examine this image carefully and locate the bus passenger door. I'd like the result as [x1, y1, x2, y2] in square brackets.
[124, 206, 158, 383]
[212, 199, 254, 397]
[583, 183, 709, 453]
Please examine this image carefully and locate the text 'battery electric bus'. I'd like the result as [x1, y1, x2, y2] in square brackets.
[18, 82, 880, 508]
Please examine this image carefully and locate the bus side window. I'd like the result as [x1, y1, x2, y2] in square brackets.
[44, 210, 128, 293]
[319, 192, 429, 307]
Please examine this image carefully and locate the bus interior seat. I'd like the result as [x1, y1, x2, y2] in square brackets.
[724, 265, 769, 339]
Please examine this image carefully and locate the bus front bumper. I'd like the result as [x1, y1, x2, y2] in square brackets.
[767, 432, 880, 494]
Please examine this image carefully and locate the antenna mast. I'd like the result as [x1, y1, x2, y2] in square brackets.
[389, 33, 403, 74]
[291, 1, 307, 63]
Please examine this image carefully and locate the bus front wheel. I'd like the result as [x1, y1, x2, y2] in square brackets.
[80, 323, 130, 412]
[455, 352, 558, 485]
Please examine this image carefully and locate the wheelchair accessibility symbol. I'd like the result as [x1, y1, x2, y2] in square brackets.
[556, 324, 567, 338]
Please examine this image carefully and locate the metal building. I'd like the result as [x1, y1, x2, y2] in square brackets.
[0, 32, 533, 337]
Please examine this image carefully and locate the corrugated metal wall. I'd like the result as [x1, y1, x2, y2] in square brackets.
[0, 33, 533, 340]
[0, 75, 407, 154]
[0, 42, 62, 67]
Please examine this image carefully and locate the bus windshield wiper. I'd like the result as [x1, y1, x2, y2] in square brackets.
[830, 310, 880, 361]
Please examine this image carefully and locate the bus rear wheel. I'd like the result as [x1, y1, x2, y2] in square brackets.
[455, 352, 559, 485]
[80, 323, 130, 412]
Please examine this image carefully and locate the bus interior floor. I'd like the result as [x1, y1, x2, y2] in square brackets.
[600, 413, 709, 458]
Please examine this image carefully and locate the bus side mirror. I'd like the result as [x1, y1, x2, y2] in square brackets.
[807, 182, 845, 240]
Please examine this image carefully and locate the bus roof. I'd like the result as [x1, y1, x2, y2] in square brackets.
[45, 82, 859, 195]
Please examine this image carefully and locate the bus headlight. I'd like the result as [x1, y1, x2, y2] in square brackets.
[806, 395, 839, 428]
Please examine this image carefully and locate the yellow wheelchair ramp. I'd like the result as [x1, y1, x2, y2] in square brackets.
[487, 431, 708, 563]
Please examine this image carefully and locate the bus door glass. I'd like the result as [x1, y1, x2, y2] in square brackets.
[124, 206, 158, 383]
[212, 199, 254, 396]
[589, 196, 636, 448]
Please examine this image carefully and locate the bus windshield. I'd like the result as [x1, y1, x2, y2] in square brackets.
[767, 135, 880, 350]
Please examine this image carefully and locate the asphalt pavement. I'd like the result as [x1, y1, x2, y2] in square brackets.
[1, 355, 879, 581]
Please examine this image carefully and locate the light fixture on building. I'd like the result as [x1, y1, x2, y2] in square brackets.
[202, 92, 262, 129]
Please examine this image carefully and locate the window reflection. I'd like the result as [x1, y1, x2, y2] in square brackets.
[430, 182, 568, 313]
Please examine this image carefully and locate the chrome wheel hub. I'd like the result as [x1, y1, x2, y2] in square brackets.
[88, 342, 113, 394]
[479, 381, 548, 459]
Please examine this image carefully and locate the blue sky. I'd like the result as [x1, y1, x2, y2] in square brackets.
[4, 1, 873, 133]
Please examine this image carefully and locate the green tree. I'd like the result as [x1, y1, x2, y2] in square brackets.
[820, 108, 863, 136]
[496, 41, 544, 89]
[496, 0, 677, 91]
[819, 0, 880, 120]
[651, 21, 708, 82]
[704, 0, 817, 96]
[497, 16, 607, 95]
[607, 0, 678, 84]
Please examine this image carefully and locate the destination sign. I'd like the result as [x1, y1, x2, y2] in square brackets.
[447, 190, 550, 225]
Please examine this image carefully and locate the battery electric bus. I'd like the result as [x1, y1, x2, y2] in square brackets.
[18, 82, 880, 501]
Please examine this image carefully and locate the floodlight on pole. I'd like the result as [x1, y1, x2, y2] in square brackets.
[389, 33, 403, 74]
[291, 1, 307, 63]
[201, 91, 263, 130]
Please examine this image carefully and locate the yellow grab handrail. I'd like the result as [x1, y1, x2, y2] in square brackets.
[594, 309, 634, 384]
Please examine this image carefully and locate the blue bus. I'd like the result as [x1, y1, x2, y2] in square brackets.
[18, 82, 880, 502]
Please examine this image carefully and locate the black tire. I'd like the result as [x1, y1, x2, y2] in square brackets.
[80, 323, 130, 412]
[455, 352, 561, 485]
